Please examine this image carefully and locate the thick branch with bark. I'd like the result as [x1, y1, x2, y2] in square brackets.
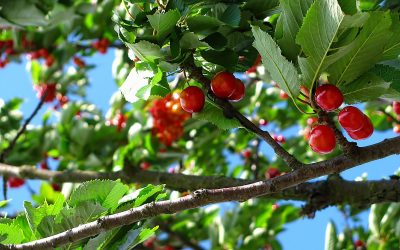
[2, 134, 400, 249]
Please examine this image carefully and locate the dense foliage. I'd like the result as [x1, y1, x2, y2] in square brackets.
[1, 0, 400, 249]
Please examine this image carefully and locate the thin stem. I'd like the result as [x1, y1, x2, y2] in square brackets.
[0, 94, 46, 199]
[122, 0, 135, 20]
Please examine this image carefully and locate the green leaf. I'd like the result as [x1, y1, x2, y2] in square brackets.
[383, 14, 400, 60]
[324, 221, 337, 250]
[0, 199, 11, 208]
[120, 67, 154, 103]
[252, 26, 300, 98]
[28, 61, 42, 84]
[203, 32, 227, 50]
[134, 185, 164, 207]
[147, 9, 180, 41]
[200, 49, 238, 71]
[117, 226, 158, 250]
[0, 0, 48, 27]
[0, 223, 24, 244]
[127, 41, 165, 63]
[54, 202, 107, 232]
[69, 180, 128, 211]
[341, 73, 390, 103]
[192, 101, 241, 130]
[179, 32, 208, 49]
[186, 16, 222, 35]
[275, 0, 313, 61]
[242, 0, 279, 16]
[327, 12, 393, 86]
[24, 197, 65, 237]
[371, 64, 400, 92]
[337, 0, 357, 14]
[296, 0, 345, 88]
[220, 5, 240, 26]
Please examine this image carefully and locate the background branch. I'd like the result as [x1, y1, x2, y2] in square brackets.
[0, 95, 46, 199]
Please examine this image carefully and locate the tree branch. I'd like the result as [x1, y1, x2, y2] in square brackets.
[1, 136, 400, 248]
[0, 96, 46, 199]
[181, 59, 301, 169]
[1, 135, 400, 206]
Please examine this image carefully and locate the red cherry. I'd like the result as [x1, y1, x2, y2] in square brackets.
[309, 125, 336, 154]
[57, 94, 69, 107]
[354, 240, 364, 247]
[35, 83, 57, 102]
[393, 101, 400, 115]
[113, 113, 127, 132]
[8, 177, 25, 188]
[163, 245, 174, 250]
[45, 55, 55, 67]
[211, 72, 237, 98]
[242, 149, 251, 159]
[51, 183, 62, 192]
[140, 162, 151, 170]
[273, 134, 286, 144]
[73, 56, 86, 68]
[5, 48, 14, 55]
[259, 119, 268, 126]
[229, 79, 245, 102]
[315, 84, 343, 111]
[40, 161, 49, 170]
[272, 203, 279, 211]
[179, 86, 205, 113]
[266, 167, 281, 179]
[38, 48, 49, 58]
[348, 115, 373, 140]
[394, 124, 400, 134]
[279, 90, 289, 99]
[307, 117, 318, 126]
[143, 237, 155, 248]
[338, 106, 366, 132]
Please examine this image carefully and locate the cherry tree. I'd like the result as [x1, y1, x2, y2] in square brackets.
[0, 0, 400, 249]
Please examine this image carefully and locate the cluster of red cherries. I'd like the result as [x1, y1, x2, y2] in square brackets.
[392, 102, 400, 133]
[143, 237, 174, 250]
[307, 84, 373, 154]
[92, 38, 110, 54]
[179, 71, 246, 114]
[106, 112, 127, 132]
[28, 48, 55, 67]
[0, 39, 14, 68]
[150, 93, 191, 146]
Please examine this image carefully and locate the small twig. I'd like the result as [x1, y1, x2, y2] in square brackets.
[122, 0, 135, 20]
[0, 95, 46, 199]
[181, 58, 302, 170]
[379, 108, 400, 123]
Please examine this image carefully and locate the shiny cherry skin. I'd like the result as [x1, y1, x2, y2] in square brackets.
[315, 84, 343, 111]
[211, 72, 237, 99]
[394, 124, 400, 134]
[8, 177, 25, 188]
[348, 115, 373, 140]
[309, 125, 336, 154]
[338, 106, 365, 132]
[179, 86, 205, 113]
[229, 79, 245, 102]
[35, 83, 57, 102]
[266, 167, 281, 179]
[393, 101, 400, 115]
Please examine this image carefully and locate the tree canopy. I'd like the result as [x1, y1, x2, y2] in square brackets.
[1, 0, 400, 249]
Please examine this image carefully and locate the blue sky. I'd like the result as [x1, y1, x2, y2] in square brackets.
[0, 50, 399, 249]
